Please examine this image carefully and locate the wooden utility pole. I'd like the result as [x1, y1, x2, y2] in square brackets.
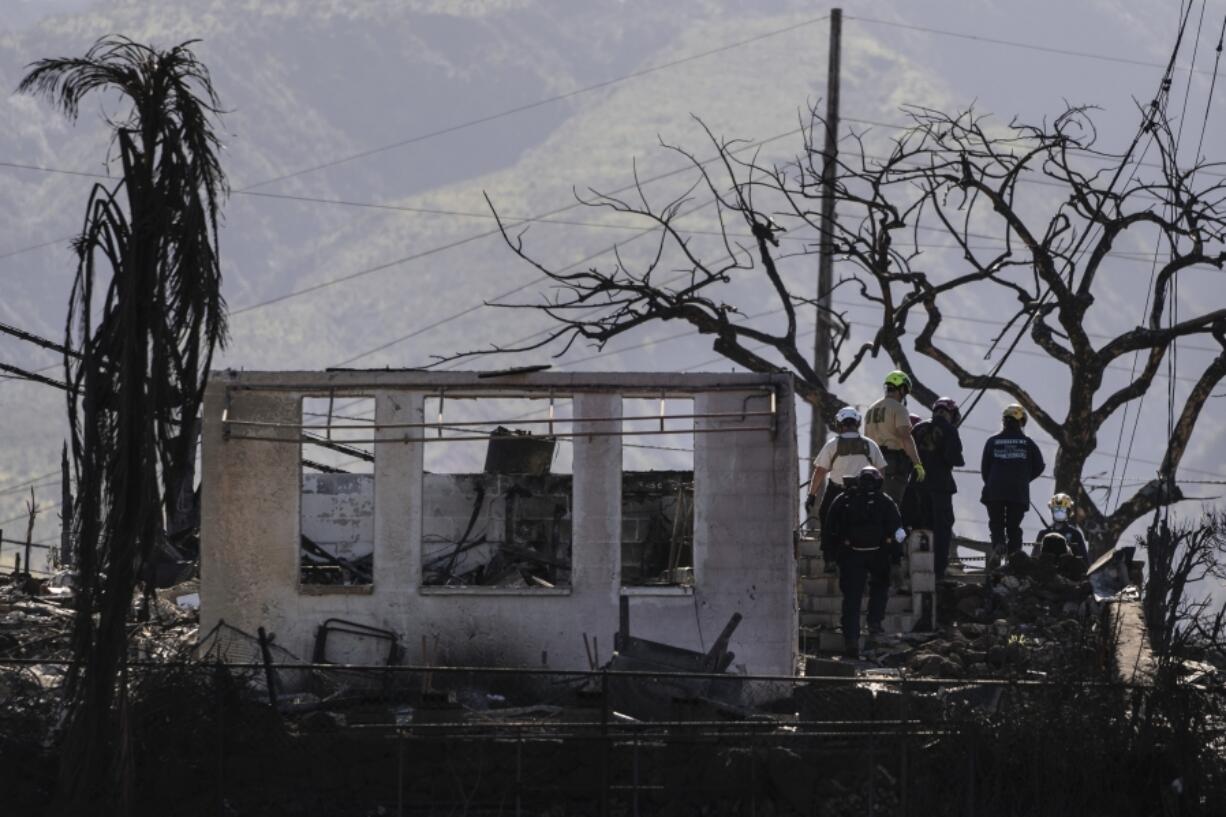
[810, 8, 842, 465]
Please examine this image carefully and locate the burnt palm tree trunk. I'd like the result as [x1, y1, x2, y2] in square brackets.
[19, 37, 228, 813]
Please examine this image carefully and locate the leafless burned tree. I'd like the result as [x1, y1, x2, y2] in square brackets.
[19, 36, 228, 812]
[450, 94, 1225, 555]
[1143, 511, 1226, 659]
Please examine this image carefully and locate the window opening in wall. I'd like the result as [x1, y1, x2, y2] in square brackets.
[422, 395, 573, 589]
[621, 397, 695, 586]
[300, 396, 375, 587]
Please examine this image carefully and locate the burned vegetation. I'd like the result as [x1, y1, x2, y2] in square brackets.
[3, 15, 1226, 815]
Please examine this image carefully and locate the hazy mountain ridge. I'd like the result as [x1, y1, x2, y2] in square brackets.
[0, 0, 1220, 557]
[0, 0, 821, 528]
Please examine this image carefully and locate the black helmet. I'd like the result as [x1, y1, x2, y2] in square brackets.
[858, 465, 884, 492]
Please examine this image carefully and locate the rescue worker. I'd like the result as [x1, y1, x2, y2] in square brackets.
[900, 412, 931, 529]
[911, 397, 965, 579]
[805, 406, 887, 573]
[980, 403, 1045, 557]
[1034, 493, 1089, 563]
[823, 466, 906, 659]
[864, 370, 926, 507]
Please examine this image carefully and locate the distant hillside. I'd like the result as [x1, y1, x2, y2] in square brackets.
[0, 0, 1219, 559]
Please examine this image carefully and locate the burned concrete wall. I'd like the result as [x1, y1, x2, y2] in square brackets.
[200, 372, 798, 674]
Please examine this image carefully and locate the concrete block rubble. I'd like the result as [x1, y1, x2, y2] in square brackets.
[811, 548, 1144, 682]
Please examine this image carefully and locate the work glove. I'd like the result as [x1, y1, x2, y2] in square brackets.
[804, 494, 817, 512]
[890, 562, 904, 587]
[913, 462, 927, 482]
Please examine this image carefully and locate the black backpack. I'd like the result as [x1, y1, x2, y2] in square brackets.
[843, 494, 885, 550]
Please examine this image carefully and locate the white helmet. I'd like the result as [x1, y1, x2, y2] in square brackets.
[835, 406, 862, 427]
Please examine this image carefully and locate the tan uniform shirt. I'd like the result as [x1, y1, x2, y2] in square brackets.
[864, 396, 911, 453]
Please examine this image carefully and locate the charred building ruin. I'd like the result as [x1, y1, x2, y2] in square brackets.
[200, 371, 798, 673]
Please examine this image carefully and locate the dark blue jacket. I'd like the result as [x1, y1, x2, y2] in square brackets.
[913, 416, 965, 494]
[980, 420, 1045, 504]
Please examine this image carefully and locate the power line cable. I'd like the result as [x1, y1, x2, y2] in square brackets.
[0, 478, 59, 499]
[234, 15, 830, 191]
[310, 125, 803, 365]
[231, 124, 802, 318]
[1193, 12, 1226, 164]
[527, 300, 1206, 385]
[12, 129, 790, 324]
[0, 234, 74, 263]
[0, 470, 59, 493]
[955, 2, 1196, 425]
[332, 197, 719, 367]
[847, 13, 1226, 77]
[0, 500, 62, 528]
[1109, 0, 1210, 512]
[228, 189, 1226, 273]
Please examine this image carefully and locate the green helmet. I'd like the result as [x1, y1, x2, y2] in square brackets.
[884, 370, 912, 391]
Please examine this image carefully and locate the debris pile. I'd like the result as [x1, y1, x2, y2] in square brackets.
[841, 551, 1101, 679]
[0, 571, 201, 679]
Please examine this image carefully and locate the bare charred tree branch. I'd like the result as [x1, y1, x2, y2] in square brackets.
[452, 101, 1225, 549]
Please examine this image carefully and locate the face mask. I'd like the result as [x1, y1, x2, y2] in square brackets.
[1052, 509, 1068, 523]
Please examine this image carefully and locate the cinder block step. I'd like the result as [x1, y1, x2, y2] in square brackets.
[798, 538, 823, 558]
[909, 569, 936, 593]
[802, 552, 925, 574]
[800, 612, 914, 634]
[800, 576, 839, 596]
[804, 594, 914, 615]
[816, 629, 857, 652]
[800, 611, 837, 628]
[797, 557, 823, 578]
[812, 621, 917, 652]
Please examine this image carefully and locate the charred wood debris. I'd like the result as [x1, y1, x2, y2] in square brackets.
[2, 543, 1222, 727]
[1, 437, 1224, 813]
[2, 548, 1226, 814]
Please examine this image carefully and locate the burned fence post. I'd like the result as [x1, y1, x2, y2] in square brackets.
[24, 487, 38, 578]
[215, 659, 227, 816]
[515, 735, 525, 817]
[632, 735, 642, 817]
[257, 626, 280, 709]
[599, 666, 611, 817]
[965, 727, 976, 817]
[866, 682, 877, 816]
[900, 674, 910, 817]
